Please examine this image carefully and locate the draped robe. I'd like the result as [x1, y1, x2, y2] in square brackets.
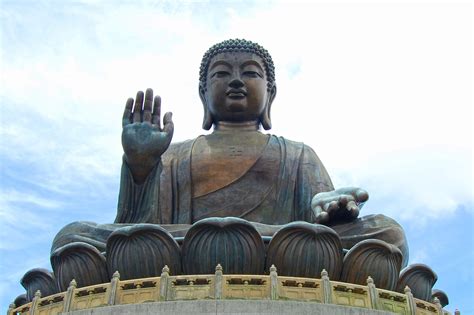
[115, 135, 333, 225]
[53, 133, 408, 266]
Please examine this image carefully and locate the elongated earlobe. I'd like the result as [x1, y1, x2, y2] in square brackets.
[199, 85, 213, 130]
[261, 84, 277, 130]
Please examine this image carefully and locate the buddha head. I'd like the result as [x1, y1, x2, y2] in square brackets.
[199, 39, 277, 130]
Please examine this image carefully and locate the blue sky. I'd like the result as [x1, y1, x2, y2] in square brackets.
[0, 0, 472, 313]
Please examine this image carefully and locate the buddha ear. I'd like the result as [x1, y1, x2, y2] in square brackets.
[199, 85, 213, 130]
[261, 84, 277, 130]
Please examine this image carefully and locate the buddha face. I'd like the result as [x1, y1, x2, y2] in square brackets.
[200, 52, 276, 126]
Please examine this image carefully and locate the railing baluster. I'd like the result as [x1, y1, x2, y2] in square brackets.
[367, 276, 380, 310]
[433, 297, 444, 315]
[214, 264, 223, 299]
[159, 265, 170, 301]
[404, 286, 416, 315]
[270, 265, 278, 300]
[108, 271, 120, 305]
[321, 269, 332, 304]
[7, 303, 15, 315]
[29, 290, 41, 315]
[63, 279, 77, 312]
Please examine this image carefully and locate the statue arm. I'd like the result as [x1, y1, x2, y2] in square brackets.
[304, 143, 368, 224]
[295, 145, 369, 225]
[116, 88, 174, 223]
[115, 157, 162, 223]
[294, 145, 334, 222]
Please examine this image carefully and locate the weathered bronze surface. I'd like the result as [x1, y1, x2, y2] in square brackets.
[340, 239, 402, 290]
[20, 268, 58, 302]
[50, 242, 108, 291]
[44, 39, 419, 298]
[396, 263, 438, 301]
[182, 217, 265, 274]
[265, 222, 343, 279]
[106, 224, 181, 279]
[13, 294, 27, 309]
[432, 289, 449, 307]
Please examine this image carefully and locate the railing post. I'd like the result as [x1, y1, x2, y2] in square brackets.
[29, 290, 41, 315]
[7, 303, 15, 315]
[108, 271, 120, 305]
[367, 276, 380, 310]
[404, 286, 416, 315]
[433, 297, 443, 315]
[159, 265, 170, 301]
[63, 279, 77, 312]
[269, 265, 278, 300]
[321, 269, 332, 304]
[214, 264, 223, 299]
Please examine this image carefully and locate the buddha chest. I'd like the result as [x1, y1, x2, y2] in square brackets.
[191, 131, 270, 198]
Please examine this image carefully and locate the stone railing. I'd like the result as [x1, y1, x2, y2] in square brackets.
[8, 265, 451, 315]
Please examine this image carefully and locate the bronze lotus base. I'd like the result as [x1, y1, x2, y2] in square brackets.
[15, 217, 445, 312]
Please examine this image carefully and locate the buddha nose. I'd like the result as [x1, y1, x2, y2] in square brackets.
[229, 77, 244, 88]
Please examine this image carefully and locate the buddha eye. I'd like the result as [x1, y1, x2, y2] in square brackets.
[211, 71, 230, 78]
[243, 71, 262, 78]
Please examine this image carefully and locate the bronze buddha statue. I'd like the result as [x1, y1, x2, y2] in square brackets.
[50, 39, 409, 291]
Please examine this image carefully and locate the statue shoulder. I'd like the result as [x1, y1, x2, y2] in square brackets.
[161, 138, 196, 163]
[270, 135, 315, 157]
[270, 135, 327, 167]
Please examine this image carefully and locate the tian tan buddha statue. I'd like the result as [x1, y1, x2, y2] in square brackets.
[21, 39, 443, 305]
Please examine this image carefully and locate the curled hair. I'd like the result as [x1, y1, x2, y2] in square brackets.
[199, 39, 275, 90]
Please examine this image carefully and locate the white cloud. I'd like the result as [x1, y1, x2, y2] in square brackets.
[0, 189, 60, 250]
[0, 190, 61, 210]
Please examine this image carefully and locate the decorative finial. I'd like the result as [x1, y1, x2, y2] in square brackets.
[367, 276, 374, 284]
[270, 264, 277, 273]
[162, 265, 170, 274]
[215, 264, 222, 272]
[34, 290, 41, 298]
[404, 286, 411, 294]
[69, 279, 77, 288]
[112, 271, 120, 279]
[8, 303, 15, 310]
[321, 269, 328, 278]
[454, 309, 460, 315]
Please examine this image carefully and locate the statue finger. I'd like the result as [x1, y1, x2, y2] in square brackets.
[163, 112, 174, 139]
[344, 200, 360, 219]
[350, 206, 360, 219]
[122, 97, 134, 127]
[346, 200, 358, 213]
[315, 211, 329, 224]
[152, 95, 162, 127]
[133, 91, 144, 122]
[314, 191, 331, 200]
[355, 189, 369, 202]
[312, 204, 323, 215]
[143, 88, 153, 123]
[323, 200, 338, 214]
[338, 195, 354, 207]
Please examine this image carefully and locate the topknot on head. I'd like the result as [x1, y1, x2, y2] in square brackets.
[199, 39, 275, 91]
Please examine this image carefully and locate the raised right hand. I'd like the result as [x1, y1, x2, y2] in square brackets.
[122, 88, 174, 184]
